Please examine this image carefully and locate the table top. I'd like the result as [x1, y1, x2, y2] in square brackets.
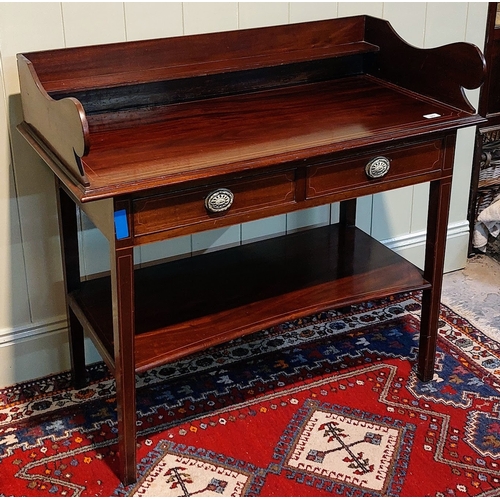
[79, 75, 477, 201]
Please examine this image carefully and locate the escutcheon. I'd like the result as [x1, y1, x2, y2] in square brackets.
[205, 188, 234, 213]
[365, 156, 391, 179]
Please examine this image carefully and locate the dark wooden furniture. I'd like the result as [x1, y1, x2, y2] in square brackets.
[469, 3, 500, 253]
[17, 16, 485, 485]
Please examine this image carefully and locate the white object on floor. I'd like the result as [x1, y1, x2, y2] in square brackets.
[473, 195, 500, 251]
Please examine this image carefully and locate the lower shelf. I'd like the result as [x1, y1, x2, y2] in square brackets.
[69, 224, 430, 372]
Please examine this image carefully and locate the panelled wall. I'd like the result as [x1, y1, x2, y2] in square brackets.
[0, 2, 488, 386]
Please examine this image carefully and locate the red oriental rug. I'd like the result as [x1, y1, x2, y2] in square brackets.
[1, 292, 500, 496]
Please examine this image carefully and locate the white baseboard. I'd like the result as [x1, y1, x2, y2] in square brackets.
[0, 220, 471, 388]
[0, 317, 101, 388]
[0, 316, 67, 346]
[381, 220, 470, 273]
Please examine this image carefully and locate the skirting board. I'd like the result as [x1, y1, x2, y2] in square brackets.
[0, 318, 102, 388]
[0, 221, 470, 388]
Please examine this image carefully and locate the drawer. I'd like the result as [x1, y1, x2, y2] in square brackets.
[133, 171, 295, 237]
[306, 139, 444, 199]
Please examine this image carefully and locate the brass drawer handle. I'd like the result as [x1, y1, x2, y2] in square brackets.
[365, 156, 391, 179]
[205, 188, 234, 213]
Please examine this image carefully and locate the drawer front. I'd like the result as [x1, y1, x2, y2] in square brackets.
[306, 139, 443, 198]
[133, 171, 295, 237]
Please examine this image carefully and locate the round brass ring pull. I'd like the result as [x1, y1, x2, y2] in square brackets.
[365, 156, 391, 179]
[205, 188, 234, 213]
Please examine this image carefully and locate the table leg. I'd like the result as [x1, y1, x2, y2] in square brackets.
[68, 309, 86, 389]
[418, 177, 453, 382]
[339, 198, 357, 227]
[338, 199, 357, 276]
[56, 184, 87, 388]
[111, 241, 137, 485]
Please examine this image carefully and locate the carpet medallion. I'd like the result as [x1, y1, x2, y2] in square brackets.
[1, 293, 499, 496]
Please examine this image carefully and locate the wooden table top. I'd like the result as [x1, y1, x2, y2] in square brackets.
[80, 75, 475, 200]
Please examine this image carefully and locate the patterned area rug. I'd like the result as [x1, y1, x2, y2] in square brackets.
[1, 293, 500, 496]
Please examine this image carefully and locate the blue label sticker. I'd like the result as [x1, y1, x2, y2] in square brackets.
[114, 209, 129, 240]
